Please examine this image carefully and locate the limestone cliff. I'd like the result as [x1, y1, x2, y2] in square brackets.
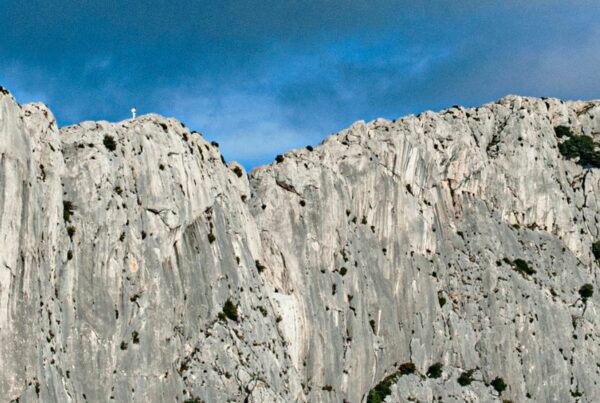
[1, 86, 600, 402]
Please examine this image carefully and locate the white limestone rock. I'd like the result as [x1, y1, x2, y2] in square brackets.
[1, 85, 600, 402]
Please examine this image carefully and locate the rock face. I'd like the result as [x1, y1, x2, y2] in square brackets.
[1, 86, 600, 402]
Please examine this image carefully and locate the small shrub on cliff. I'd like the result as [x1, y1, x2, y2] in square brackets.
[207, 232, 216, 243]
[398, 362, 416, 375]
[554, 125, 574, 138]
[367, 389, 384, 403]
[255, 260, 267, 273]
[220, 299, 238, 322]
[592, 241, 600, 260]
[558, 134, 600, 168]
[366, 371, 404, 403]
[63, 200, 75, 222]
[103, 135, 117, 151]
[512, 258, 536, 276]
[491, 377, 507, 394]
[457, 369, 475, 386]
[275, 154, 284, 163]
[369, 319, 377, 334]
[427, 362, 443, 378]
[579, 283, 594, 302]
[232, 166, 243, 178]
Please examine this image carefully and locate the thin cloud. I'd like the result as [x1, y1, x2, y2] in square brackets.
[152, 87, 319, 166]
[1, 1, 599, 168]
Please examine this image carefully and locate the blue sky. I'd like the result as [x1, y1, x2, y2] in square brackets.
[2, 1, 600, 168]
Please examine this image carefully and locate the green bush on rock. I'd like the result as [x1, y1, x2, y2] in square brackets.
[427, 362, 443, 378]
[592, 241, 600, 260]
[579, 283, 594, 302]
[558, 134, 600, 168]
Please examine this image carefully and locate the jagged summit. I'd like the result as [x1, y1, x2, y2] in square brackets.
[1, 86, 600, 402]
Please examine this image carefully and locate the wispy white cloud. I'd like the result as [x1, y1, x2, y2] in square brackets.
[152, 87, 318, 166]
[0, 62, 51, 105]
[2, 1, 600, 169]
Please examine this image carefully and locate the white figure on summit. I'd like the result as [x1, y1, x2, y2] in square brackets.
[131, 107, 137, 119]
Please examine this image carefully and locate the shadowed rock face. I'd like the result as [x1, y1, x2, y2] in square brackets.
[1, 87, 600, 402]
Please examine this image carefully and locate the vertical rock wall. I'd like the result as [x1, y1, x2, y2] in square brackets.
[1, 87, 600, 402]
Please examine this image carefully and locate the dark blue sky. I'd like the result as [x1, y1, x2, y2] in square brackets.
[2, 1, 600, 167]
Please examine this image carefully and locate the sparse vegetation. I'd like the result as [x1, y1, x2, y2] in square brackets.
[232, 166, 243, 178]
[579, 283, 594, 302]
[275, 154, 284, 163]
[398, 362, 416, 375]
[207, 232, 216, 243]
[427, 362, 443, 379]
[63, 200, 75, 222]
[592, 241, 600, 260]
[554, 125, 574, 138]
[67, 226, 76, 239]
[339, 267, 348, 276]
[255, 260, 267, 273]
[103, 135, 117, 151]
[369, 319, 377, 334]
[306, 145, 314, 151]
[558, 134, 600, 168]
[512, 258, 536, 276]
[366, 371, 402, 403]
[220, 299, 238, 322]
[457, 369, 475, 386]
[491, 377, 507, 394]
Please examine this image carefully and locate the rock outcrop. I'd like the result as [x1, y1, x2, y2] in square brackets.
[1, 86, 600, 402]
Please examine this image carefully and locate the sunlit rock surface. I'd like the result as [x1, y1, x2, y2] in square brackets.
[1, 86, 600, 402]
